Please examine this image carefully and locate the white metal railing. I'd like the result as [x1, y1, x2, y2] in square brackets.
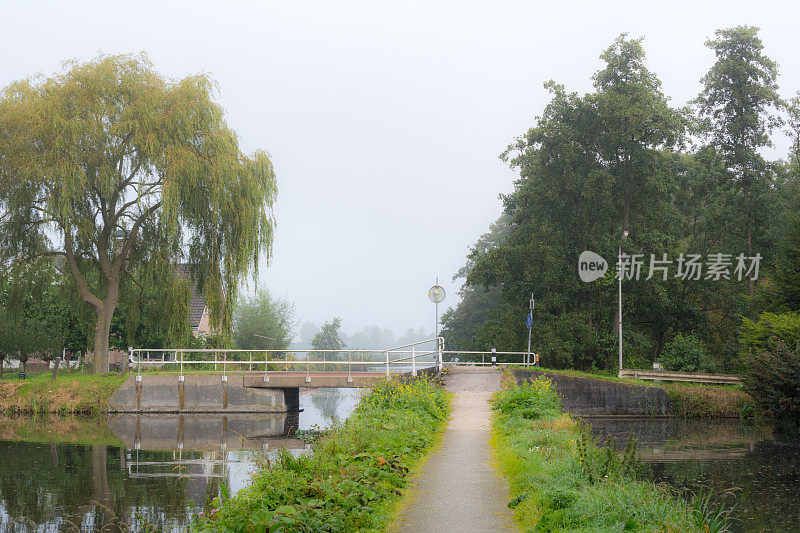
[441, 350, 540, 366]
[129, 337, 444, 382]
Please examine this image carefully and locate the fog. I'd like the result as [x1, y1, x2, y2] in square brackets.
[2, 0, 798, 339]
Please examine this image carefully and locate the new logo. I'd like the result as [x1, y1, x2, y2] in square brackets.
[578, 251, 608, 282]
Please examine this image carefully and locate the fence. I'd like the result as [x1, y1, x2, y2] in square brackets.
[130, 337, 443, 382]
[441, 350, 540, 366]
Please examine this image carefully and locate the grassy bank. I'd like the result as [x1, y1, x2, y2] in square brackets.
[0, 373, 128, 415]
[513, 367, 756, 418]
[196, 377, 450, 532]
[492, 376, 718, 532]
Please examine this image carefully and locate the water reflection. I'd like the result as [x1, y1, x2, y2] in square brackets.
[584, 417, 800, 533]
[0, 387, 362, 532]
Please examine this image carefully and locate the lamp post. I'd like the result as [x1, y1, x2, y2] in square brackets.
[618, 229, 629, 373]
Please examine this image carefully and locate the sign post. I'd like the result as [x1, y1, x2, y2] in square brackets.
[428, 278, 446, 341]
[526, 294, 534, 366]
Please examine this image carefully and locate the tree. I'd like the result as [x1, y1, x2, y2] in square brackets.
[0, 54, 277, 373]
[312, 318, 346, 362]
[774, 214, 800, 311]
[233, 290, 295, 350]
[695, 26, 784, 296]
[457, 35, 684, 368]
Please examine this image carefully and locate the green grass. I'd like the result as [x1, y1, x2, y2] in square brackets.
[492, 376, 719, 532]
[195, 377, 450, 532]
[0, 372, 128, 415]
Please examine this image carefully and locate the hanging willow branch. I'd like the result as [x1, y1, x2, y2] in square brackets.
[0, 53, 277, 372]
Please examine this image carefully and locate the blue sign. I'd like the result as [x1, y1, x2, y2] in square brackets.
[526, 312, 532, 329]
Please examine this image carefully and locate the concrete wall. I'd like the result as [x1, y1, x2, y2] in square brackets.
[513, 369, 671, 416]
[109, 374, 299, 413]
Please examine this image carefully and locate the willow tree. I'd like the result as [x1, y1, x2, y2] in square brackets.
[0, 54, 276, 373]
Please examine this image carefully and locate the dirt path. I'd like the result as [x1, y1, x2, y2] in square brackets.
[389, 367, 517, 532]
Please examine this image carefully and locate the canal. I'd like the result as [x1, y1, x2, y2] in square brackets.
[0, 388, 362, 532]
[584, 417, 800, 532]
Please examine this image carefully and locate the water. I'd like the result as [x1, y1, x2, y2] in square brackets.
[0, 387, 362, 532]
[583, 417, 800, 532]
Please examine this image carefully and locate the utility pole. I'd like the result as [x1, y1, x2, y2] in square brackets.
[618, 230, 629, 373]
[526, 293, 534, 366]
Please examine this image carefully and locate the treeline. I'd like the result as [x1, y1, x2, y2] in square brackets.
[442, 27, 800, 374]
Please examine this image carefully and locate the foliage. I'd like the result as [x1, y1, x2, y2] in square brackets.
[233, 290, 295, 350]
[743, 343, 800, 432]
[0, 259, 89, 374]
[0, 53, 277, 372]
[311, 318, 347, 365]
[774, 213, 800, 310]
[739, 312, 800, 354]
[195, 378, 449, 532]
[660, 333, 718, 373]
[442, 28, 795, 375]
[492, 376, 714, 532]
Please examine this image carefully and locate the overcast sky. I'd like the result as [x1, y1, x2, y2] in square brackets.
[2, 0, 798, 339]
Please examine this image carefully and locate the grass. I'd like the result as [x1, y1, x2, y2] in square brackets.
[510, 366, 757, 419]
[492, 375, 725, 532]
[0, 372, 128, 415]
[195, 377, 450, 532]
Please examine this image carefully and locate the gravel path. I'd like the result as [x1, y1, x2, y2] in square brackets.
[389, 367, 517, 532]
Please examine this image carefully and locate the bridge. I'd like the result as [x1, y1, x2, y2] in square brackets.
[109, 339, 538, 413]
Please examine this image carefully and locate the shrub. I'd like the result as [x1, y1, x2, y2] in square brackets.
[743, 343, 800, 432]
[660, 334, 717, 373]
[740, 312, 800, 354]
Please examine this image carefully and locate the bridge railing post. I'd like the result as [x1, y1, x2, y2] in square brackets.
[385, 351, 390, 379]
[412, 345, 416, 376]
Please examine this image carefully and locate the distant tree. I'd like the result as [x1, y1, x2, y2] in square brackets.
[233, 290, 295, 350]
[312, 318, 346, 362]
[0, 54, 277, 373]
[695, 26, 784, 296]
[774, 214, 800, 311]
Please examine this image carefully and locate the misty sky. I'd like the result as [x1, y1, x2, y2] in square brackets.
[2, 0, 798, 339]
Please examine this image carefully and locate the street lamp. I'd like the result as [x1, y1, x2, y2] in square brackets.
[618, 229, 629, 373]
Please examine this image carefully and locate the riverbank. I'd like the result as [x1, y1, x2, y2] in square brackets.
[0, 373, 128, 415]
[492, 376, 716, 531]
[512, 367, 756, 418]
[196, 377, 450, 532]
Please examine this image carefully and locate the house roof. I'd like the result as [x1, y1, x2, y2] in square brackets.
[175, 264, 206, 329]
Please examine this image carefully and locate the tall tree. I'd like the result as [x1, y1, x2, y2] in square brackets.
[0, 54, 277, 372]
[460, 35, 684, 368]
[312, 318, 346, 362]
[233, 290, 295, 350]
[695, 26, 784, 296]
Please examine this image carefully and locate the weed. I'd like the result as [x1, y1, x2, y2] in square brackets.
[195, 377, 450, 532]
[492, 377, 706, 531]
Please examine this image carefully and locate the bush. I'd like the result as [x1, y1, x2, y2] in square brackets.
[660, 334, 717, 373]
[743, 343, 800, 432]
[740, 312, 800, 354]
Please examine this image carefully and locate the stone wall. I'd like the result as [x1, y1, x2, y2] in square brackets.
[513, 369, 671, 416]
[109, 374, 297, 413]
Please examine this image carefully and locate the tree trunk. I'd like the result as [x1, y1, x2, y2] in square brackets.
[0, 358, 3, 379]
[51, 357, 60, 380]
[92, 296, 119, 375]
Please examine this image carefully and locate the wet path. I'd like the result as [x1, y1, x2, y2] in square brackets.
[390, 367, 517, 532]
